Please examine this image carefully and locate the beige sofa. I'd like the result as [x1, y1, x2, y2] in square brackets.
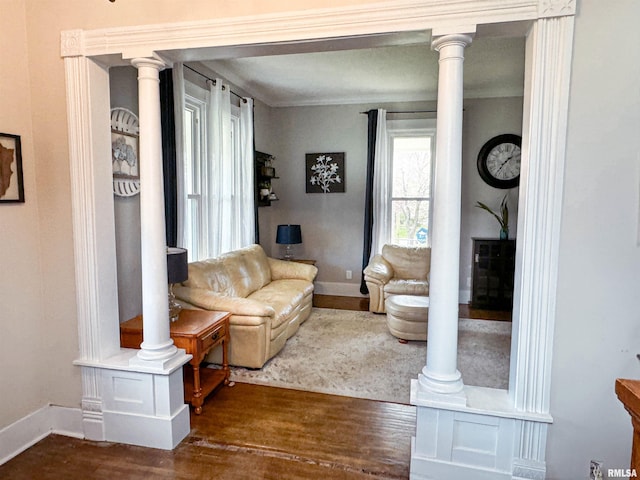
[363, 244, 431, 313]
[174, 244, 317, 368]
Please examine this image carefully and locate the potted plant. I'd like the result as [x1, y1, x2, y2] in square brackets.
[476, 194, 510, 240]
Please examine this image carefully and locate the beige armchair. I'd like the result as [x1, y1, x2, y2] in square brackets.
[363, 244, 431, 313]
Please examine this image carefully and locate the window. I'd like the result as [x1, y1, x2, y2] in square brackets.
[183, 84, 206, 260]
[182, 80, 253, 261]
[388, 120, 435, 247]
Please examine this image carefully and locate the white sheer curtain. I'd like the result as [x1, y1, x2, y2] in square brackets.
[202, 79, 232, 257]
[370, 108, 390, 259]
[176, 70, 255, 261]
[237, 98, 256, 246]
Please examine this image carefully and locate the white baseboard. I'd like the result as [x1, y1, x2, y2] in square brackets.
[0, 405, 83, 466]
[314, 281, 367, 298]
[459, 289, 471, 304]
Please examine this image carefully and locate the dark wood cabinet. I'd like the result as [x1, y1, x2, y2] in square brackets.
[471, 238, 516, 310]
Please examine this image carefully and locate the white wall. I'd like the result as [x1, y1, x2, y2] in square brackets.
[0, 0, 51, 429]
[546, 1, 640, 477]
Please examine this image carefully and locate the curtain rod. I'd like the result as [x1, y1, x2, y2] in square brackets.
[184, 64, 248, 103]
[359, 110, 437, 114]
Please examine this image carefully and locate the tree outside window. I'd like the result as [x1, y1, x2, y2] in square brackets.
[391, 136, 432, 247]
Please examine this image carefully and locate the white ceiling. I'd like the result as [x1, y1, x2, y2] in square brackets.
[200, 33, 526, 107]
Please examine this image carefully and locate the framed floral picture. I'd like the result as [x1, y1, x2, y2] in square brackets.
[0, 133, 25, 203]
[111, 130, 139, 179]
[306, 152, 345, 193]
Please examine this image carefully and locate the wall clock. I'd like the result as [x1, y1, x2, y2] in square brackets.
[477, 134, 522, 189]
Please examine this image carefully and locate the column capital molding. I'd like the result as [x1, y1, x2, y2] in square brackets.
[431, 32, 475, 52]
[130, 55, 166, 71]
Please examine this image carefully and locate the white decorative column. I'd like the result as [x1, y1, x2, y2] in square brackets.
[130, 56, 177, 365]
[94, 56, 191, 450]
[416, 32, 473, 401]
[68, 52, 191, 451]
[410, 11, 574, 479]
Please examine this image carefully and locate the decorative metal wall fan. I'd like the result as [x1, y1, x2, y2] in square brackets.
[110, 107, 140, 197]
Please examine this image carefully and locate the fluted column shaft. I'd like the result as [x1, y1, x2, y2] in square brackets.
[131, 57, 176, 362]
[419, 33, 473, 395]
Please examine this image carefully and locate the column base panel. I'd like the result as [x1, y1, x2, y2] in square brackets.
[410, 380, 551, 480]
[103, 405, 190, 450]
[410, 438, 511, 480]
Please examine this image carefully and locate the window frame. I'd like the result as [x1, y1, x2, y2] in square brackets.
[183, 81, 244, 260]
[183, 82, 207, 260]
[386, 118, 437, 247]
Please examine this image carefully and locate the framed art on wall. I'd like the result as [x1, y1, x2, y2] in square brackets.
[0, 133, 25, 203]
[111, 130, 139, 178]
[305, 152, 345, 193]
[111, 107, 140, 197]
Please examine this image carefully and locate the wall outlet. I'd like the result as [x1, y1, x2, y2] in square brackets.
[590, 460, 603, 480]
[466, 276, 471, 288]
[346, 270, 353, 280]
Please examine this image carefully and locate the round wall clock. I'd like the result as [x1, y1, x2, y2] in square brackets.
[477, 134, 522, 189]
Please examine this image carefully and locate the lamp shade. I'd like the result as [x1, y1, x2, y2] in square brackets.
[167, 247, 188, 284]
[276, 224, 302, 245]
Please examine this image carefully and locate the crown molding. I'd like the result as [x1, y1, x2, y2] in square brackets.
[61, 0, 555, 62]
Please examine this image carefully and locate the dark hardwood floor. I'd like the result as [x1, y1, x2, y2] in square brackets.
[0, 384, 415, 479]
[1, 294, 508, 478]
[314, 294, 512, 321]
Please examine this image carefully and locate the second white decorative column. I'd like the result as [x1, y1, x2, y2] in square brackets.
[131, 57, 177, 364]
[416, 32, 473, 401]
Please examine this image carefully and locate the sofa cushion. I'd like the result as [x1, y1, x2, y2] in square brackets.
[384, 279, 429, 296]
[382, 244, 430, 280]
[249, 279, 311, 339]
[184, 244, 272, 298]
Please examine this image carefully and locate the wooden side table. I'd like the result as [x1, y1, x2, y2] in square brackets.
[616, 378, 640, 471]
[290, 259, 316, 265]
[120, 309, 231, 414]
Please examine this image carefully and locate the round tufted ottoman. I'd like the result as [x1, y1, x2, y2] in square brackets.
[385, 295, 429, 343]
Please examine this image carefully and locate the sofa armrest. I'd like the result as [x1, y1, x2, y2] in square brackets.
[268, 257, 318, 282]
[174, 286, 275, 318]
[363, 254, 394, 284]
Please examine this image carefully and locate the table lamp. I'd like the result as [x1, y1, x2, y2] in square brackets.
[276, 224, 302, 260]
[167, 247, 188, 322]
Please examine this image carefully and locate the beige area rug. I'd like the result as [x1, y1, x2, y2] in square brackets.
[220, 307, 511, 405]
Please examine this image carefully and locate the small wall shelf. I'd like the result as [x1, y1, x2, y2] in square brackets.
[256, 151, 278, 207]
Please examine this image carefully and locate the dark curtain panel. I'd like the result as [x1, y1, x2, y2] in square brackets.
[159, 69, 178, 247]
[360, 109, 378, 294]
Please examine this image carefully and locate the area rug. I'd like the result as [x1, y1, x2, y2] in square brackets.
[219, 307, 511, 405]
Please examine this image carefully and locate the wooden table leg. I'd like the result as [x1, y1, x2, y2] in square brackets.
[223, 331, 230, 385]
[191, 362, 203, 415]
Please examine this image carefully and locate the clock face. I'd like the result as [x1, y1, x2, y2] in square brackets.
[477, 134, 522, 189]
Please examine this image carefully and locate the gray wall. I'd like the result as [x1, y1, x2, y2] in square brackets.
[260, 97, 523, 298]
[110, 66, 142, 322]
[547, 0, 640, 477]
[461, 96, 523, 300]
